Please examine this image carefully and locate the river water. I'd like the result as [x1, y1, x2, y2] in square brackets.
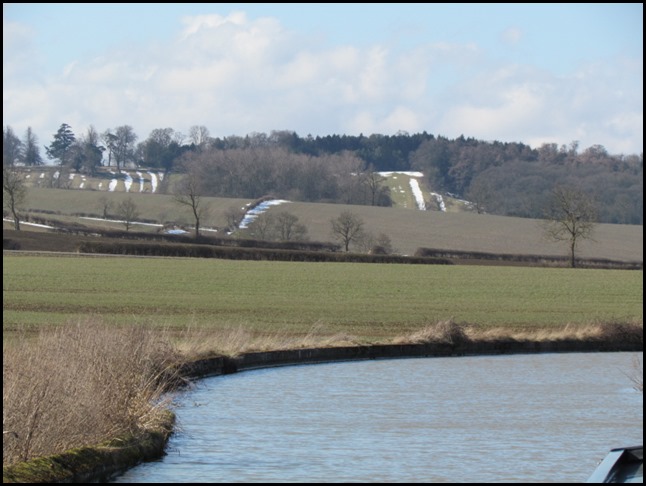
[112, 352, 643, 483]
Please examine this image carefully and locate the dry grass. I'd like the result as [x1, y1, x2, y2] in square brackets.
[392, 319, 644, 347]
[172, 322, 362, 358]
[2, 319, 181, 466]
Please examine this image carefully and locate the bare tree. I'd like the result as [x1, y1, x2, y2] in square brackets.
[466, 176, 495, 214]
[189, 125, 210, 150]
[98, 195, 113, 219]
[224, 206, 244, 233]
[249, 212, 277, 240]
[173, 161, 207, 239]
[330, 211, 365, 252]
[363, 168, 388, 206]
[3, 167, 27, 230]
[116, 197, 139, 231]
[275, 211, 308, 241]
[542, 185, 597, 268]
[101, 130, 118, 167]
[111, 125, 138, 172]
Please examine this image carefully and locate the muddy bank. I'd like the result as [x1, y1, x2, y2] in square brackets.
[179, 337, 643, 379]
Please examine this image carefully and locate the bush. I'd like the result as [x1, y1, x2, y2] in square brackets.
[3, 321, 180, 466]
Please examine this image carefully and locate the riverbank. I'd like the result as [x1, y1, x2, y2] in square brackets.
[3, 329, 642, 484]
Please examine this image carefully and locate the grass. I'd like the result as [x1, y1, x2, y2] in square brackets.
[3, 255, 643, 342]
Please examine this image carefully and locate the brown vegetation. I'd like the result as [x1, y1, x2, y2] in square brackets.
[3, 320, 181, 467]
[2, 318, 642, 482]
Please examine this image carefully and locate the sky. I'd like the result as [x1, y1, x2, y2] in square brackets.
[3, 3, 643, 160]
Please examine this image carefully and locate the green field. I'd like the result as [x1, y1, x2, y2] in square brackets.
[3, 254, 642, 341]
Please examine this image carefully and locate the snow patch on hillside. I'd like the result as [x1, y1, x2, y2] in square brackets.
[148, 172, 158, 193]
[123, 172, 133, 192]
[239, 200, 291, 229]
[431, 192, 446, 212]
[136, 172, 145, 192]
[409, 178, 426, 211]
[378, 171, 424, 178]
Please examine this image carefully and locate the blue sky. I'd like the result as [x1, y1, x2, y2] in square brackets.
[3, 3, 643, 158]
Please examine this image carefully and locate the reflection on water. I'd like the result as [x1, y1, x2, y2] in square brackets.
[113, 352, 643, 483]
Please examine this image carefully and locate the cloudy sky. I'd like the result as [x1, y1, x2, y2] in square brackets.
[3, 3, 643, 159]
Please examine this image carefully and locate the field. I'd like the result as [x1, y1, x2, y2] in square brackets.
[8, 183, 644, 261]
[3, 254, 643, 343]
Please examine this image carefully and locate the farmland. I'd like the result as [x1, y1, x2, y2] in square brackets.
[3, 169, 643, 480]
[3, 254, 643, 342]
[6, 180, 644, 261]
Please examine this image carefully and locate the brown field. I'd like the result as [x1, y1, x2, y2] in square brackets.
[6, 184, 643, 262]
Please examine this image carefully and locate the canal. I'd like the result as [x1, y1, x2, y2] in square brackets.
[112, 352, 643, 483]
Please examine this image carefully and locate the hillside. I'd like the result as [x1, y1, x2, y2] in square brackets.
[4, 167, 643, 263]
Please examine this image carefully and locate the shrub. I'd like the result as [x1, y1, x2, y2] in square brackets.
[3, 320, 180, 466]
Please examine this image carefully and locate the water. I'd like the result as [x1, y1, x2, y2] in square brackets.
[113, 352, 643, 483]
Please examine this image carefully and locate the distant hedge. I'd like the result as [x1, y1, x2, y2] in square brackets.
[414, 248, 643, 270]
[76, 241, 453, 265]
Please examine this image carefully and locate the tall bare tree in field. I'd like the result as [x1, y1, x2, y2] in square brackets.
[116, 197, 139, 232]
[173, 159, 207, 239]
[542, 185, 597, 268]
[3, 167, 27, 230]
[330, 211, 365, 252]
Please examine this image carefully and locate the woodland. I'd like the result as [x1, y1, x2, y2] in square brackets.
[3, 125, 643, 224]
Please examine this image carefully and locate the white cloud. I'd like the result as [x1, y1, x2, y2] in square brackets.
[3, 12, 642, 156]
[501, 27, 523, 45]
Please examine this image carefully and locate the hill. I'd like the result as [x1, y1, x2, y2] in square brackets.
[4, 167, 643, 263]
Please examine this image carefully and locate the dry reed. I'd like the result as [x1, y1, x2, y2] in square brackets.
[2, 319, 181, 466]
[392, 319, 644, 347]
[172, 322, 361, 358]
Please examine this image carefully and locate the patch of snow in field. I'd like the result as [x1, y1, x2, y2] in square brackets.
[158, 172, 164, 181]
[69, 173, 75, 180]
[25, 174, 30, 178]
[148, 172, 158, 193]
[409, 178, 426, 210]
[431, 192, 447, 212]
[98, 182, 103, 189]
[108, 179, 118, 191]
[239, 199, 291, 229]
[123, 172, 133, 192]
[3, 218, 55, 229]
[80, 216, 163, 228]
[53, 171, 60, 179]
[39, 173, 45, 179]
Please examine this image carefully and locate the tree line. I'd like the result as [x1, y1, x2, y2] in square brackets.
[3, 124, 643, 224]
